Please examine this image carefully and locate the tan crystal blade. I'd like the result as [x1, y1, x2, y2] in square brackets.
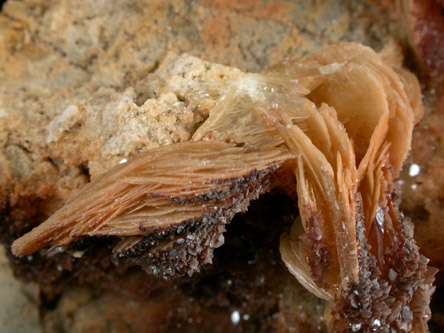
[12, 141, 292, 256]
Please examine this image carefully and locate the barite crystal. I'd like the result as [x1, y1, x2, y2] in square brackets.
[12, 42, 435, 331]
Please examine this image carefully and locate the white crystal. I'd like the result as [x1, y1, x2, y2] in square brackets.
[409, 163, 420, 177]
[376, 206, 385, 229]
[231, 311, 240, 324]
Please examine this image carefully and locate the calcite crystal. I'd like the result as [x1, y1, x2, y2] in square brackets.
[13, 43, 435, 331]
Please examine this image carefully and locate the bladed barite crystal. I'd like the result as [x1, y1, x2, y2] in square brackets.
[12, 43, 435, 331]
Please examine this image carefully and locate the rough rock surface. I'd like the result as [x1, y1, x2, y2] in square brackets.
[0, 0, 399, 197]
[0, 0, 442, 332]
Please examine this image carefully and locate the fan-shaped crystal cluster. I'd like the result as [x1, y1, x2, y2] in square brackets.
[12, 43, 435, 331]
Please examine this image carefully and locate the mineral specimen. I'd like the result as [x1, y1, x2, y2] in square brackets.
[12, 43, 435, 331]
